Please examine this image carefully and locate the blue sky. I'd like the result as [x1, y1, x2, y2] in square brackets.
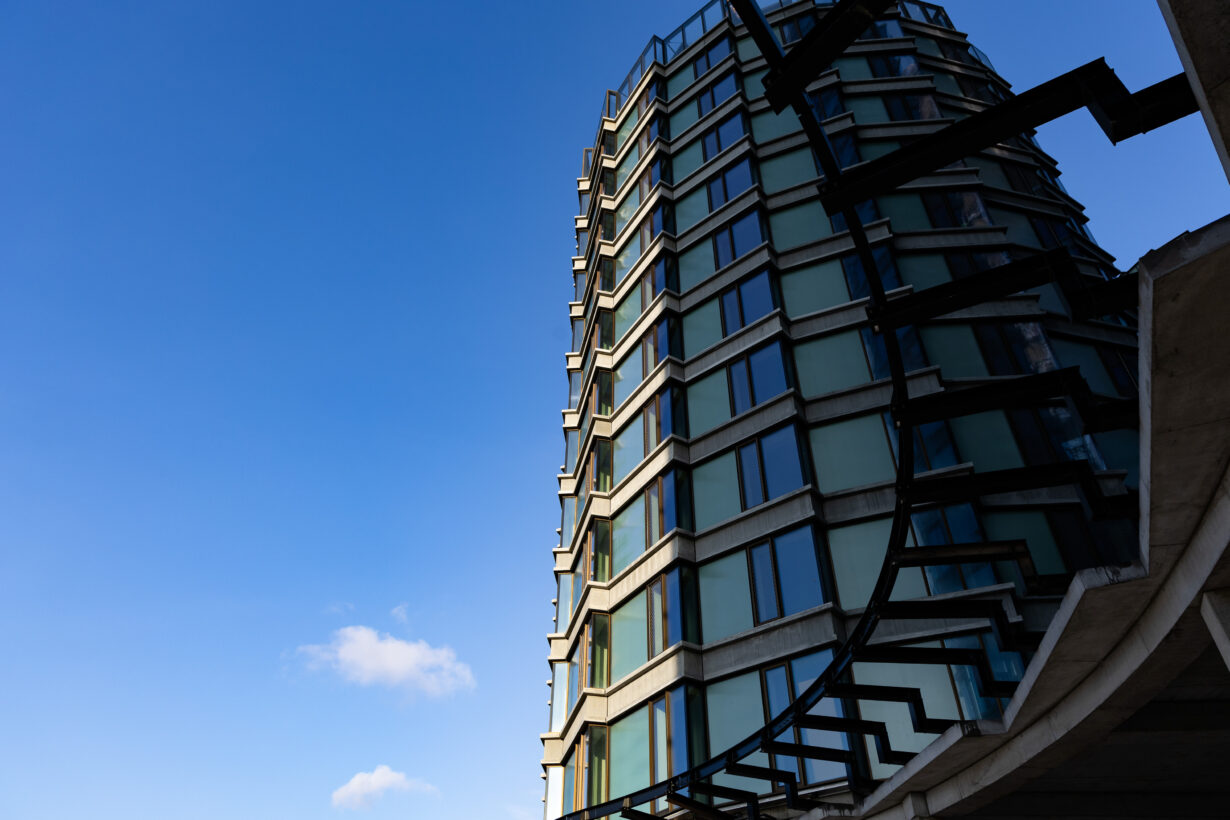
[0, 2, 1224, 819]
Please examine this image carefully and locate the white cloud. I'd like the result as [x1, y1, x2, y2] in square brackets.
[390, 603, 409, 624]
[331, 765, 436, 810]
[325, 602, 355, 615]
[299, 626, 476, 696]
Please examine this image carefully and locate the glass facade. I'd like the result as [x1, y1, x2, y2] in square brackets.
[547, 2, 1137, 817]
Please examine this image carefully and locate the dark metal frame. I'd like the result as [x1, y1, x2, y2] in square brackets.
[558, 1, 1191, 816]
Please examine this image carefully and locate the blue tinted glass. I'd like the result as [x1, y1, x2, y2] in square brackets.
[831, 133, 860, 167]
[724, 159, 753, 198]
[774, 527, 823, 614]
[712, 72, 737, 104]
[698, 91, 713, 116]
[703, 130, 720, 159]
[708, 177, 727, 209]
[842, 254, 871, 300]
[667, 686, 690, 775]
[760, 426, 804, 499]
[716, 113, 743, 150]
[919, 420, 957, 469]
[739, 271, 773, 322]
[861, 328, 889, 380]
[899, 325, 927, 370]
[730, 211, 762, 257]
[748, 343, 787, 403]
[665, 569, 682, 647]
[659, 389, 674, 439]
[730, 359, 753, 415]
[911, 508, 948, 545]
[714, 230, 734, 268]
[661, 470, 677, 533]
[751, 543, 780, 622]
[721, 288, 742, 334]
[739, 443, 764, 507]
[946, 504, 981, 542]
[708, 37, 731, 64]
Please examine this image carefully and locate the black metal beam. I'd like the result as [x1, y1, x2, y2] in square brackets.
[909, 461, 1137, 519]
[852, 646, 1018, 698]
[819, 61, 1198, 213]
[665, 792, 731, 820]
[869, 249, 1079, 330]
[827, 682, 956, 734]
[764, 740, 857, 763]
[761, 0, 897, 112]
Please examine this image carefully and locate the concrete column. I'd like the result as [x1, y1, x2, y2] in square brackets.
[1158, 0, 1230, 183]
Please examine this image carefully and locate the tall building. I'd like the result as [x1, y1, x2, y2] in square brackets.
[543, 1, 1148, 817]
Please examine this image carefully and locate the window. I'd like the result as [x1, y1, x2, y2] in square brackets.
[956, 73, 1004, 104]
[613, 386, 685, 485]
[692, 36, 732, 79]
[611, 469, 690, 577]
[944, 251, 1008, 280]
[806, 86, 845, 121]
[686, 342, 789, 436]
[884, 94, 941, 121]
[1030, 215, 1083, 252]
[971, 321, 1059, 376]
[868, 54, 921, 78]
[840, 246, 902, 300]
[859, 18, 903, 39]
[614, 256, 678, 342]
[910, 503, 997, 594]
[830, 199, 881, 233]
[750, 526, 826, 623]
[883, 412, 959, 475]
[707, 157, 754, 210]
[713, 210, 764, 268]
[860, 325, 929, 380]
[831, 132, 861, 168]
[692, 427, 804, 530]
[776, 11, 817, 44]
[697, 71, 738, 117]
[610, 566, 699, 682]
[702, 111, 747, 161]
[719, 270, 774, 336]
[922, 191, 992, 228]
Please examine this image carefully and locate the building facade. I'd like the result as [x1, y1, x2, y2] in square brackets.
[544, 1, 1141, 817]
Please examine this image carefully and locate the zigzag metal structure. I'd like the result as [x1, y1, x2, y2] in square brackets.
[561, 1, 1194, 817]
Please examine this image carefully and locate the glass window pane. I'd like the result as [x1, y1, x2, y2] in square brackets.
[780, 259, 848, 317]
[714, 229, 734, 269]
[613, 419, 644, 486]
[650, 580, 664, 656]
[774, 526, 823, 614]
[698, 550, 754, 642]
[738, 271, 773, 322]
[794, 332, 870, 397]
[653, 698, 669, 782]
[708, 176, 727, 209]
[678, 240, 718, 295]
[692, 451, 741, 531]
[717, 112, 744, 149]
[550, 661, 569, 732]
[739, 442, 764, 507]
[609, 706, 650, 797]
[613, 345, 645, 410]
[730, 211, 763, 257]
[768, 201, 830, 250]
[721, 287, 742, 334]
[948, 411, 1024, 472]
[828, 518, 926, 609]
[705, 670, 769, 790]
[750, 543, 779, 622]
[809, 415, 894, 493]
[667, 686, 691, 775]
[683, 298, 723, 357]
[748, 342, 788, 403]
[675, 187, 710, 233]
[590, 613, 610, 688]
[611, 590, 649, 682]
[612, 494, 646, 577]
[724, 159, 753, 197]
[730, 358, 753, 415]
[760, 426, 804, 499]
[687, 369, 732, 436]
